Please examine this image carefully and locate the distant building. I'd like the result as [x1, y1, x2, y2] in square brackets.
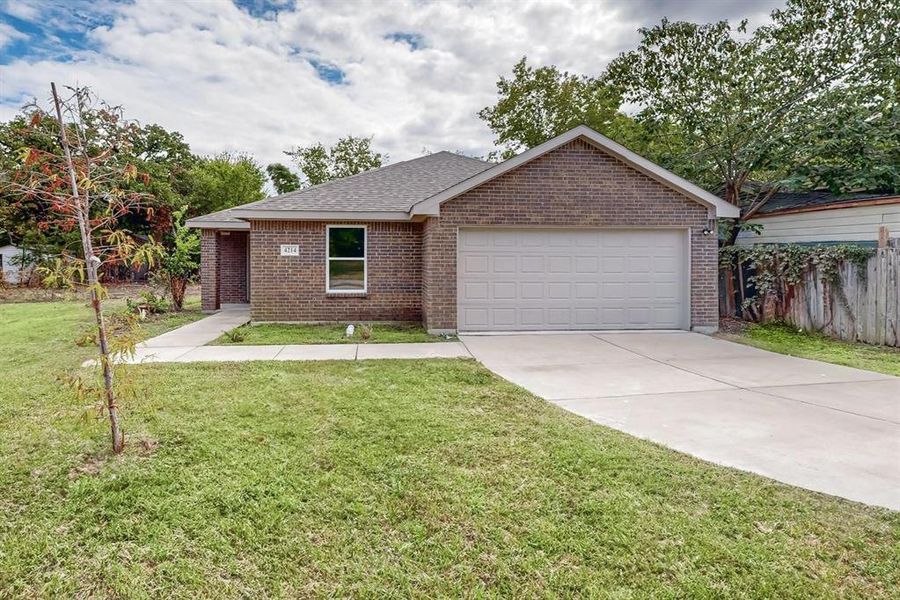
[0, 244, 35, 284]
[737, 191, 900, 247]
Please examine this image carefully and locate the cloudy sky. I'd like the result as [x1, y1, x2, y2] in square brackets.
[1, 0, 782, 169]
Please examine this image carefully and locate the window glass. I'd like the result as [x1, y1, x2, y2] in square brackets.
[327, 226, 366, 292]
[329, 227, 365, 258]
[328, 260, 365, 290]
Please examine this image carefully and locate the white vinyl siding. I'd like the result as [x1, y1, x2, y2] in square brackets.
[0, 245, 31, 285]
[457, 228, 689, 332]
[737, 204, 900, 246]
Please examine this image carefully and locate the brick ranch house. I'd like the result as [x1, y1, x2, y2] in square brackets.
[187, 125, 739, 334]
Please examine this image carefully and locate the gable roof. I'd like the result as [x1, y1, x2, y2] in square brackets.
[187, 206, 250, 230]
[228, 151, 492, 221]
[187, 125, 739, 228]
[753, 190, 900, 217]
[409, 125, 739, 219]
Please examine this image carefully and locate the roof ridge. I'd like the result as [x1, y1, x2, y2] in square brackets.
[431, 150, 493, 165]
[234, 151, 479, 211]
[191, 150, 497, 221]
[249, 156, 418, 206]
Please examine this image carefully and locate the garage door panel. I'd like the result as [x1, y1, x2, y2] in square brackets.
[463, 255, 489, 274]
[548, 282, 571, 299]
[458, 228, 687, 331]
[574, 256, 599, 273]
[493, 309, 516, 326]
[521, 255, 546, 272]
[524, 282, 550, 300]
[492, 231, 518, 246]
[492, 256, 516, 273]
[493, 282, 517, 299]
[547, 308, 571, 325]
[575, 308, 599, 325]
[463, 281, 489, 300]
[575, 282, 599, 299]
[520, 308, 544, 326]
[547, 256, 572, 273]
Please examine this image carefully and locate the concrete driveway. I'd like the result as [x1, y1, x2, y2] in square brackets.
[461, 332, 900, 510]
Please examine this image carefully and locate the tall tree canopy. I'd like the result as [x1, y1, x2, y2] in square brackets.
[480, 0, 898, 220]
[184, 153, 267, 216]
[477, 57, 649, 160]
[604, 0, 898, 208]
[266, 162, 301, 194]
[285, 135, 383, 187]
[1, 111, 200, 247]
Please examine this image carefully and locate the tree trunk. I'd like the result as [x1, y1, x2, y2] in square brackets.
[170, 277, 187, 311]
[721, 180, 742, 247]
[52, 83, 124, 454]
[723, 267, 736, 317]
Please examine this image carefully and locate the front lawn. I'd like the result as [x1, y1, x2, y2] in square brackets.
[720, 321, 900, 377]
[1, 302, 898, 597]
[211, 322, 454, 345]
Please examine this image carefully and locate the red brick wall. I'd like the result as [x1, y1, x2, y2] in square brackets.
[200, 230, 248, 309]
[422, 138, 718, 331]
[200, 229, 219, 311]
[249, 220, 422, 322]
[219, 231, 248, 304]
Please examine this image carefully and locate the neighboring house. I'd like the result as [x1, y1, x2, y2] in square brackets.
[736, 191, 900, 247]
[0, 244, 34, 285]
[187, 125, 739, 333]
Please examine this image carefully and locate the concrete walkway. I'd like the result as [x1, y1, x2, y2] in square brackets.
[462, 332, 900, 510]
[142, 306, 251, 348]
[103, 309, 470, 364]
[122, 340, 471, 363]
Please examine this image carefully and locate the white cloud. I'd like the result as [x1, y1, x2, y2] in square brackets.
[0, 0, 782, 171]
[0, 21, 26, 49]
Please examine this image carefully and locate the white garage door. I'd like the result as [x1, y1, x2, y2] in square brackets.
[458, 228, 688, 331]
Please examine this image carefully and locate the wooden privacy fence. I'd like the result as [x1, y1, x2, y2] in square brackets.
[721, 247, 900, 347]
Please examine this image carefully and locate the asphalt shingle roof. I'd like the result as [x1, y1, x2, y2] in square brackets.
[756, 190, 899, 215]
[238, 151, 492, 214]
[188, 206, 247, 225]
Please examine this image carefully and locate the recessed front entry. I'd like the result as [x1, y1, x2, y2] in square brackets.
[457, 228, 689, 331]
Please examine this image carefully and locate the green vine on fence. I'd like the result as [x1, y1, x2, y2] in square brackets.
[719, 243, 873, 323]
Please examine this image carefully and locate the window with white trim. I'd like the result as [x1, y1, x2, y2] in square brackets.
[327, 225, 366, 292]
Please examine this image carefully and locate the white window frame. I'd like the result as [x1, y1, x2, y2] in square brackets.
[326, 225, 367, 294]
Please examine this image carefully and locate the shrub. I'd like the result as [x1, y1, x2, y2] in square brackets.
[157, 207, 200, 311]
[126, 290, 170, 315]
[222, 327, 247, 343]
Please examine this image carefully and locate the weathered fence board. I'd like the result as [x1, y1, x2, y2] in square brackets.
[722, 248, 900, 347]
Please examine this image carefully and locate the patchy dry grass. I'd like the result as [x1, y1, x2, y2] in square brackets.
[1, 302, 898, 597]
[0, 282, 201, 304]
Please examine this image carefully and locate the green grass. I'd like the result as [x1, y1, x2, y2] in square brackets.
[1, 302, 898, 597]
[211, 322, 454, 345]
[722, 321, 900, 377]
[137, 297, 206, 338]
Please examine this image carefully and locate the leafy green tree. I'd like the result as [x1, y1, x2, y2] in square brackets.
[1, 113, 197, 247]
[0, 114, 75, 253]
[478, 57, 651, 160]
[605, 0, 898, 210]
[784, 87, 899, 194]
[286, 135, 383, 187]
[266, 162, 301, 194]
[157, 206, 200, 311]
[184, 153, 266, 216]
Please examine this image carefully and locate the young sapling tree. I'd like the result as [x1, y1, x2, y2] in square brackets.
[5, 84, 161, 453]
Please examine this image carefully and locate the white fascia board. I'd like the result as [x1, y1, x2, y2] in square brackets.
[231, 209, 411, 221]
[185, 219, 250, 230]
[409, 125, 740, 220]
